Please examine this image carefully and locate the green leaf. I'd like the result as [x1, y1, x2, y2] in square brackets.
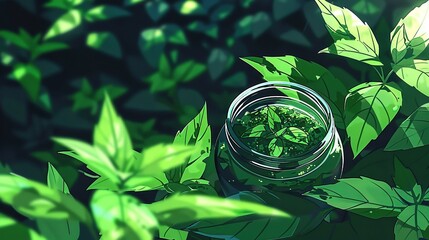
[393, 157, 417, 191]
[85, 5, 130, 22]
[315, 0, 380, 62]
[10, 63, 42, 101]
[207, 48, 232, 80]
[397, 205, 429, 235]
[386, 103, 429, 151]
[138, 27, 166, 67]
[240, 55, 347, 129]
[344, 82, 402, 157]
[187, 21, 218, 38]
[145, 0, 169, 22]
[0, 30, 29, 50]
[124, 0, 145, 6]
[273, 0, 301, 20]
[175, 0, 205, 15]
[36, 163, 80, 240]
[45, 10, 82, 39]
[94, 94, 133, 172]
[320, 39, 383, 66]
[235, 12, 271, 38]
[86, 32, 122, 58]
[91, 190, 157, 240]
[158, 225, 188, 240]
[268, 138, 283, 157]
[32, 42, 68, 59]
[222, 72, 247, 88]
[45, 0, 83, 9]
[166, 103, 211, 183]
[394, 219, 423, 240]
[210, 4, 234, 22]
[390, 1, 429, 64]
[147, 194, 289, 227]
[283, 127, 308, 144]
[0, 174, 92, 225]
[163, 24, 188, 45]
[394, 60, 429, 97]
[173, 60, 206, 83]
[267, 106, 281, 131]
[305, 177, 408, 219]
[53, 138, 121, 184]
[0, 213, 46, 240]
[242, 124, 265, 138]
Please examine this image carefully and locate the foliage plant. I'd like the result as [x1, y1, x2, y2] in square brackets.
[241, 0, 429, 239]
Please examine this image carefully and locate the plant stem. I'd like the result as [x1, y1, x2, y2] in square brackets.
[373, 67, 384, 82]
[384, 69, 394, 83]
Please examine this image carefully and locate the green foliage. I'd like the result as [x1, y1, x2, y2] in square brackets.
[86, 32, 122, 58]
[45, 10, 83, 39]
[0, 213, 45, 240]
[85, 5, 130, 22]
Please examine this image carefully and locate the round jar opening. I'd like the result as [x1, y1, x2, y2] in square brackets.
[225, 81, 335, 171]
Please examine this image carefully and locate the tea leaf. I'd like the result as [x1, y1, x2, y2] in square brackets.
[344, 82, 402, 157]
[283, 127, 308, 144]
[393, 157, 416, 191]
[268, 138, 283, 157]
[305, 177, 407, 219]
[315, 0, 380, 64]
[390, 1, 429, 64]
[45, 10, 82, 39]
[166, 103, 211, 183]
[0, 30, 30, 50]
[32, 42, 68, 59]
[320, 39, 383, 66]
[85, 5, 130, 22]
[0, 174, 92, 225]
[36, 163, 80, 240]
[394, 219, 423, 240]
[91, 190, 157, 240]
[147, 194, 289, 227]
[0, 213, 46, 240]
[94, 94, 133, 172]
[397, 205, 429, 235]
[394, 60, 429, 97]
[11, 63, 41, 101]
[86, 32, 122, 58]
[242, 124, 266, 138]
[267, 106, 281, 131]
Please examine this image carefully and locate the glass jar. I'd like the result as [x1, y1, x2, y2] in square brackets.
[215, 81, 344, 195]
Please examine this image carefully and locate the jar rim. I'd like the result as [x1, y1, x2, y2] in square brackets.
[226, 81, 335, 166]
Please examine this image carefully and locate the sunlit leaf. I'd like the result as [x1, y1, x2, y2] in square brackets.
[86, 32, 122, 58]
[10, 63, 42, 101]
[85, 5, 130, 22]
[394, 59, 429, 97]
[175, 0, 205, 15]
[138, 27, 165, 67]
[0, 213, 45, 240]
[45, 10, 82, 39]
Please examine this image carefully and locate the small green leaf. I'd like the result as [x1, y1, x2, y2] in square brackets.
[173, 60, 206, 82]
[394, 219, 423, 240]
[0, 213, 46, 240]
[0, 174, 92, 225]
[315, 0, 380, 61]
[147, 194, 289, 227]
[145, 0, 169, 22]
[397, 205, 429, 234]
[305, 177, 407, 219]
[32, 42, 68, 59]
[283, 127, 308, 144]
[210, 4, 234, 22]
[344, 82, 402, 157]
[46, 163, 70, 193]
[394, 60, 429, 97]
[273, 0, 301, 20]
[207, 48, 232, 80]
[158, 225, 188, 240]
[86, 32, 122, 58]
[94, 94, 133, 172]
[320, 39, 383, 66]
[45, 10, 82, 39]
[268, 138, 283, 157]
[390, 1, 429, 64]
[175, 0, 205, 15]
[85, 5, 130, 22]
[393, 157, 417, 191]
[267, 106, 281, 131]
[11, 63, 42, 101]
[242, 124, 266, 138]
[124, 0, 145, 6]
[163, 24, 188, 45]
[0, 30, 29, 50]
[235, 12, 271, 38]
[91, 190, 157, 240]
[138, 28, 166, 67]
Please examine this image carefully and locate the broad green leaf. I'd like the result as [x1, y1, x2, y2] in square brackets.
[386, 103, 429, 151]
[394, 219, 423, 240]
[87, 176, 118, 191]
[267, 106, 281, 131]
[315, 0, 380, 60]
[94, 95, 133, 172]
[320, 39, 383, 66]
[397, 205, 429, 234]
[390, 1, 429, 64]
[11, 63, 41, 101]
[283, 127, 308, 145]
[240, 55, 347, 129]
[85, 5, 130, 22]
[344, 82, 402, 157]
[0, 30, 29, 49]
[158, 225, 188, 240]
[0, 174, 92, 225]
[0, 213, 46, 240]
[175, 0, 205, 15]
[45, 10, 82, 39]
[37, 163, 80, 240]
[32, 42, 68, 59]
[173, 60, 206, 83]
[53, 138, 121, 184]
[305, 177, 407, 219]
[268, 138, 283, 157]
[145, 0, 169, 22]
[207, 48, 232, 80]
[166, 103, 211, 183]
[394, 60, 429, 97]
[138, 27, 166, 67]
[242, 124, 265, 138]
[393, 157, 416, 191]
[86, 32, 122, 58]
[147, 194, 289, 227]
[91, 190, 157, 240]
